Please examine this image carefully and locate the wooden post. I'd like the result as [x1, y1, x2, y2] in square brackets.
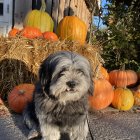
[74, 0, 78, 16]
[64, 0, 70, 16]
[88, 0, 97, 44]
[52, 0, 59, 32]
[58, 0, 65, 24]
[45, 0, 53, 15]
[69, 0, 75, 15]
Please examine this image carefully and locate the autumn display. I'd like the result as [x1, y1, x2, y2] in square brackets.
[0, 0, 139, 114]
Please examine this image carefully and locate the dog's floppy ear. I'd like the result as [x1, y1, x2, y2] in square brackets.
[39, 59, 53, 95]
[88, 77, 94, 96]
[39, 59, 51, 87]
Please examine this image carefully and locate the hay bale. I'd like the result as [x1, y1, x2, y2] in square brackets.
[0, 36, 103, 100]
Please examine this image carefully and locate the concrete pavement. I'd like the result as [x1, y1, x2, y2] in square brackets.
[0, 106, 140, 140]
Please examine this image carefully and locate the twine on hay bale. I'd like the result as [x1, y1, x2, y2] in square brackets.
[0, 36, 104, 100]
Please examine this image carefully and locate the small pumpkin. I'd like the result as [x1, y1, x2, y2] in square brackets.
[57, 16, 87, 44]
[133, 87, 140, 106]
[20, 27, 42, 39]
[100, 66, 109, 80]
[8, 84, 35, 113]
[8, 28, 20, 37]
[43, 31, 58, 41]
[109, 70, 138, 88]
[89, 79, 114, 110]
[24, 0, 54, 32]
[112, 88, 134, 111]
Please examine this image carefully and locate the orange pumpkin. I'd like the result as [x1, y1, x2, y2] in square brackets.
[57, 16, 87, 44]
[112, 88, 134, 111]
[20, 27, 42, 39]
[89, 79, 114, 110]
[109, 70, 138, 88]
[8, 28, 20, 37]
[100, 66, 109, 80]
[133, 88, 140, 106]
[43, 31, 58, 41]
[8, 84, 35, 113]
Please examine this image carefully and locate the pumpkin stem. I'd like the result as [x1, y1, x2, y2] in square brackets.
[40, 0, 46, 12]
[18, 90, 25, 95]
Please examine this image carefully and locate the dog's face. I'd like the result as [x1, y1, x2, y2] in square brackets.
[39, 51, 93, 104]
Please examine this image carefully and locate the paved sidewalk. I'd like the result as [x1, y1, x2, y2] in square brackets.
[88, 109, 140, 140]
[0, 106, 140, 140]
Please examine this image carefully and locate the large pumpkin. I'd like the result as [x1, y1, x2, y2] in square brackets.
[109, 70, 138, 88]
[24, 0, 54, 32]
[57, 16, 87, 44]
[8, 84, 35, 113]
[89, 79, 114, 110]
[112, 88, 134, 111]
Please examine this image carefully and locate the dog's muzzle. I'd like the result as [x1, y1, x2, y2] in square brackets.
[66, 80, 78, 92]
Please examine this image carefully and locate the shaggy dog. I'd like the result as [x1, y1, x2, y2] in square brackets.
[23, 51, 93, 140]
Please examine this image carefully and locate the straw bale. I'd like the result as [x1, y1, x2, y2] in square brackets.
[0, 36, 103, 99]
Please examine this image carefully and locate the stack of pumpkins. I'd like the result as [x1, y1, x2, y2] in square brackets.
[8, 67, 140, 114]
[8, 0, 87, 44]
[89, 66, 140, 111]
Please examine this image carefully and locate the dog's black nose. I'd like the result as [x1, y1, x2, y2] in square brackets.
[66, 80, 76, 88]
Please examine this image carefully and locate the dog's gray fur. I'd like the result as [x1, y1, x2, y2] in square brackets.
[23, 51, 93, 140]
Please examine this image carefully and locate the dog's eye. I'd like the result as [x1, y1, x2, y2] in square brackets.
[58, 68, 68, 77]
[77, 69, 85, 75]
[59, 72, 65, 77]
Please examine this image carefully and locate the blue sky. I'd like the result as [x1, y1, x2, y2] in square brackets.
[93, 0, 108, 29]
